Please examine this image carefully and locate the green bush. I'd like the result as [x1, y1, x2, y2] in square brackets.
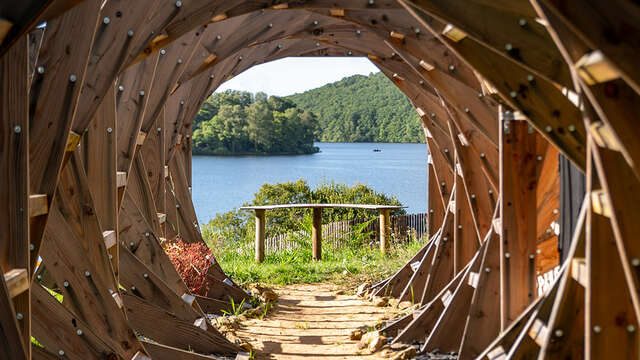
[202, 179, 404, 247]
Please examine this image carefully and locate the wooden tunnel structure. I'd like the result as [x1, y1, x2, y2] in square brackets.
[0, 0, 638, 359]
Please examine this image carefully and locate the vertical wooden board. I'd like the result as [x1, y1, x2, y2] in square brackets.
[455, 132, 496, 238]
[427, 161, 444, 238]
[115, 53, 159, 174]
[398, 241, 435, 303]
[168, 154, 202, 244]
[119, 245, 201, 322]
[500, 121, 538, 327]
[394, 257, 470, 344]
[0, 33, 30, 357]
[588, 212, 638, 358]
[422, 242, 484, 353]
[0, 275, 26, 359]
[119, 192, 190, 296]
[372, 240, 431, 299]
[454, 171, 479, 273]
[122, 293, 239, 355]
[126, 151, 162, 235]
[141, 26, 203, 133]
[40, 153, 143, 359]
[72, 0, 169, 132]
[426, 137, 454, 209]
[420, 210, 455, 304]
[83, 84, 117, 230]
[458, 232, 501, 359]
[31, 284, 118, 360]
[140, 111, 166, 217]
[592, 145, 640, 318]
[83, 84, 119, 277]
[28, 0, 101, 259]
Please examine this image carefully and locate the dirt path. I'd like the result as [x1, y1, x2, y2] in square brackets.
[235, 283, 399, 359]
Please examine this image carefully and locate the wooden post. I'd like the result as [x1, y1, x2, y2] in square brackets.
[312, 208, 322, 261]
[499, 118, 538, 330]
[255, 209, 266, 263]
[379, 209, 391, 254]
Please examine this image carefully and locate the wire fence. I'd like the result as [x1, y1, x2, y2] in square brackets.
[264, 213, 429, 254]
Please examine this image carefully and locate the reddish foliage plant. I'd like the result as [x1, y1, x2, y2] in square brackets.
[163, 238, 214, 295]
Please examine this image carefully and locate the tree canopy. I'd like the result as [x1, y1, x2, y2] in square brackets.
[286, 72, 424, 143]
[193, 91, 319, 155]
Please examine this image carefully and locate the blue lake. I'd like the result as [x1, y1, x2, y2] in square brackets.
[192, 142, 429, 223]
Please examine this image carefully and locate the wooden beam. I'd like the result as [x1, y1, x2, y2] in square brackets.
[28, 194, 47, 217]
[3, 269, 28, 298]
[312, 207, 322, 260]
[255, 209, 266, 263]
[116, 171, 127, 188]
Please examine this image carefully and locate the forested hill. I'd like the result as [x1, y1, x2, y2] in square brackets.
[286, 72, 424, 143]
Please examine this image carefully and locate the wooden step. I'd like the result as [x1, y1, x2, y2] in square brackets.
[528, 318, 548, 346]
[29, 194, 48, 217]
[137, 131, 147, 146]
[4, 268, 28, 298]
[65, 131, 81, 152]
[591, 190, 612, 218]
[589, 122, 621, 152]
[576, 50, 620, 85]
[442, 23, 467, 42]
[116, 171, 127, 188]
[103, 230, 116, 249]
[571, 258, 587, 287]
[492, 218, 502, 235]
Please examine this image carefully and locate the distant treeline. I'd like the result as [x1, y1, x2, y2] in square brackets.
[193, 91, 319, 155]
[192, 72, 424, 155]
[287, 72, 424, 143]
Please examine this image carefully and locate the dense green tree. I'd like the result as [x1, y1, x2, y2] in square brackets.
[205, 180, 403, 242]
[287, 72, 424, 143]
[192, 90, 318, 155]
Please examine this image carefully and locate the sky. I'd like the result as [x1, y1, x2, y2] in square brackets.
[215, 57, 380, 96]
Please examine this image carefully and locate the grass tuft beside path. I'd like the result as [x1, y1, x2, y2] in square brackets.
[206, 234, 428, 286]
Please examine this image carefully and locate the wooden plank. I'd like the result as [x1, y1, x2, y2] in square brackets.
[500, 120, 538, 329]
[118, 192, 192, 296]
[39, 153, 144, 359]
[401, 3, 586, 170]
[398, 241, 436, 303]
[157, 212, 167, 224]
[586, 139, 639, 358]
[409, 0, 572, 88]
[115, 53, 159, 177]
[143, 340, 226, 360]
[420, 205, 455, 305]
[119, 245, 202, 323]
[117, 171, 127, 187]
[422, 241, 485, 352]
[102, 230, 116, 249]
[122, 293, 239, 355]
[31, 284, 118, 360]
[29, 194, 47, 217]
[195, 295, 232, 315]
[394, 255, 470, 344]
[0, 33, 30, 357]
[28, 0, 101, 271]
[4, 269, 28, 298]
[459, 231, 501, 359]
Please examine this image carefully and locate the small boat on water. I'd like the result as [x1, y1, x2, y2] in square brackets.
[373, 148, 382, 152]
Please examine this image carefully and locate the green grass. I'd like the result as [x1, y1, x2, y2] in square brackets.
[205, 230, 428, 286]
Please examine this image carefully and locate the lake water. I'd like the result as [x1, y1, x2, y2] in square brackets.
[192, 142, 429, 223]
